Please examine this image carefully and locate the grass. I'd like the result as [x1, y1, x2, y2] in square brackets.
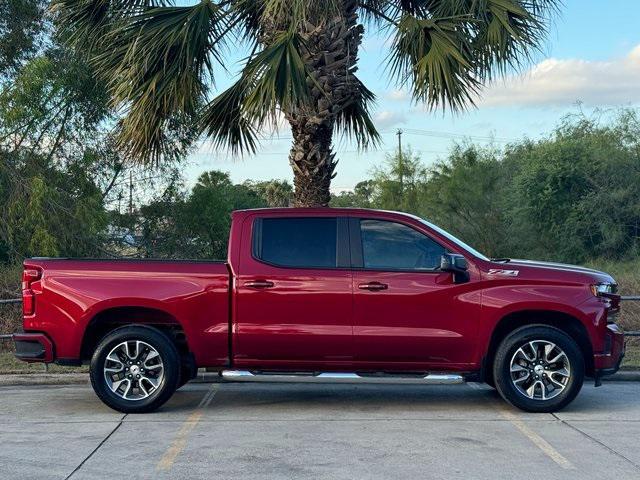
[0, 352, 88, 374]
[586, 259, 640, 369]
[587, 258, 640, 332]
[623, 338, 640, 369]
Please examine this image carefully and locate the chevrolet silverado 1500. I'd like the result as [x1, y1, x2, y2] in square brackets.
[14, 208, 624, 413]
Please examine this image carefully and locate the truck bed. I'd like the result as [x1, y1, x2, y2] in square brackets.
[23, 258, 231, 366]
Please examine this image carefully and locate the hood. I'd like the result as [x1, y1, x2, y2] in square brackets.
[488, 259, 616, 285]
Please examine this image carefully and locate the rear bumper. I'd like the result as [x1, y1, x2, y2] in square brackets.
[594, 324, 625, 375]
[13, 333, 54, 363]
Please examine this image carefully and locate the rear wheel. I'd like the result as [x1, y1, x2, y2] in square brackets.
[90, 325, 180, 413]
[493, 325, 584, 413]
[177, 361, 196, 389]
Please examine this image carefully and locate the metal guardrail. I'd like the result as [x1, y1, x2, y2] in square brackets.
[0, 298, 21, 305]
[620, 296, 640, 337]
[0, 299, 19, 342]
[0, 299, 20, 342]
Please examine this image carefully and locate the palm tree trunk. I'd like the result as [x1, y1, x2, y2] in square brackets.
[288, 117, 335, 207]
[285, 0, 363, 207]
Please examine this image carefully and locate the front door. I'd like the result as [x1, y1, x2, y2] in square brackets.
[234, 214, 353, 369]
[351, 218, 479, 370]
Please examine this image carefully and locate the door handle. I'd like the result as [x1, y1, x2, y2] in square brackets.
[358, 282, 388, 291]
[244, 280, 275, 289]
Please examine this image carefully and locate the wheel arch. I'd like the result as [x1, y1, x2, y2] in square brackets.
[80, 306, 190, 362]
[483, 309, 595, 383]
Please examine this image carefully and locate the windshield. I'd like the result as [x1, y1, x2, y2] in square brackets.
[414, 216, 490, 261]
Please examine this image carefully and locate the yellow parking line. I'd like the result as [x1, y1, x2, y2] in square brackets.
[468, 383, 575, 470]
[499, 408, 575, 470]
[156, 384, 218, 471]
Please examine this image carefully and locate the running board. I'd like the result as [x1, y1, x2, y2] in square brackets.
[220, 370, 464, 385]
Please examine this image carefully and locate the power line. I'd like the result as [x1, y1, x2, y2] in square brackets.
[248, 127, 516, 144]
[199, 147, 448, 158]
[401, 128, 514, 143]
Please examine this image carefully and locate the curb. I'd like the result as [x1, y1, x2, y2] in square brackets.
[0, 373, 89, 386]
[603, 371, 640, 382]
[1, 371, 640, 386]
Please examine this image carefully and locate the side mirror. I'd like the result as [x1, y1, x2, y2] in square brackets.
[440, 253, 469, 283]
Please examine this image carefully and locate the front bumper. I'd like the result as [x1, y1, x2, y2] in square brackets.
[13, 333, 54, 363]
[594, 323, 625, 376]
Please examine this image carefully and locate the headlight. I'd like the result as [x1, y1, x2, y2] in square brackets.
[590, 283, 617, 296]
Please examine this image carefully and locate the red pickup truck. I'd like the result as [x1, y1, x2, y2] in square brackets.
[14, 208, 624, 413]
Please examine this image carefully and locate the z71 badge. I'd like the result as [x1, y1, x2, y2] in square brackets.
[488, 269, 520, 276]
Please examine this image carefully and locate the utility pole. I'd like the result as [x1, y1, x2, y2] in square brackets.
[128, 171, 133, 215]
[396, 128, 404, 195]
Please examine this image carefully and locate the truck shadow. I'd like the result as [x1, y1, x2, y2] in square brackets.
[160, 382, 598, 416]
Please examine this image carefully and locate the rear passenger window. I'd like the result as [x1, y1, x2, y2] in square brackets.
[254, 217, 337, 268]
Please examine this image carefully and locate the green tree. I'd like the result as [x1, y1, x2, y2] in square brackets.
[422, 144, 507, 258]
[331, 180, 374, 207]
[0, 152, 107, 260]
[53, 0, 559, 206]
[0, 0, 45, 78]
[135, 172, 190, 258]
[370, 149, 426, 214]
[506, 110, 640, 262]
[182, 171, 266, 259]
[0, 49, 110, 160]
[244, 179, 293, 207]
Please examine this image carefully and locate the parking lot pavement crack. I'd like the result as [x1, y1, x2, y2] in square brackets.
[64, 413, 128, 480]
[551, 413, 640, 472]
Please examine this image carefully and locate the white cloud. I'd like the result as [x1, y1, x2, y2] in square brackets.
[373, 110, 406, 128]
[387, 89, 410, 101]
[478, 44, 640, 107]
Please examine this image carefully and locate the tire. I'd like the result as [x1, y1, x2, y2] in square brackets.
[177, 368, 190, 389]
[177, 363, 195, 389]
[493, 325, 584, 413]
[90, 325, 180, 413]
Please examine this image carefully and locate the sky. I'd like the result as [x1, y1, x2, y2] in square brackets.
[185, 0, 640, 192]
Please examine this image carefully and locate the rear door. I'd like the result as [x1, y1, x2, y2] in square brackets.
[234, 214, 353, 368]
[350, 217, 480, 370]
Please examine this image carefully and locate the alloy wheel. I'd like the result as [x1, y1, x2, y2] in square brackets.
[509, 340, 571, 401]
[103, 340, 165, 401]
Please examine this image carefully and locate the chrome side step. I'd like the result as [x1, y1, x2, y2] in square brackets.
[220, 370, 464, 385]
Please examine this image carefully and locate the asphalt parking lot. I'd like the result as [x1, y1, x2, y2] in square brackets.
[1, 380, 639, 480]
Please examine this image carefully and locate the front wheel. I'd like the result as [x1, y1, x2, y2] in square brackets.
[493, 325, 584, 413]
[90, 325, 180, 413]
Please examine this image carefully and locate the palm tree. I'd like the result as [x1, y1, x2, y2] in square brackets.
[52, 0, 559, 207]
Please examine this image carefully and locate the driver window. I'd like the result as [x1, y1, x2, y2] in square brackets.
[360, 219, 445, 271]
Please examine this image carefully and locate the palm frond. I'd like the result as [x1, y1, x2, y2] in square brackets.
[471, 0, 557, 80]
[388, 15, 480, 111]
[200, 29, 312, 155]
[114, 108, 198, 165]
[242, 30, 310, 123]
[521, 0, 562, 18]
[229, 0, 263, 41]
[91, 2, 229, 164]
[262, 0, 341, 26]
[50, 0, 171, 52]
[357, 0, 432, 26]
[335, 77, 380, 148]
[199, 79, 259, 156]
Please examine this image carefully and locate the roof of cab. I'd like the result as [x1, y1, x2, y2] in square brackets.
[232, 207, 408, 217]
